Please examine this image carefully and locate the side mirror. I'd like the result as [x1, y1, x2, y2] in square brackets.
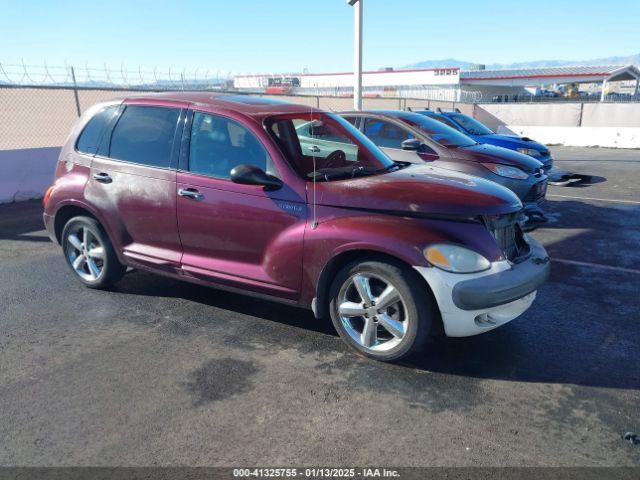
[401, 138, 422, 151]
[230, 164, 283, 191]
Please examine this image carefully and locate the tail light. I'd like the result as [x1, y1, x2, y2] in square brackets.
[43, 186, 55, 207]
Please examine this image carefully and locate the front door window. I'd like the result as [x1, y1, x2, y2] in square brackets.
[188, 112, 277, 179]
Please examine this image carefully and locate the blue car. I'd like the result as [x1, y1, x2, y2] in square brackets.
[415, 109, 553, 172]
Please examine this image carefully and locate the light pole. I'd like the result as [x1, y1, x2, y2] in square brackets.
[347, 0, 363, 110]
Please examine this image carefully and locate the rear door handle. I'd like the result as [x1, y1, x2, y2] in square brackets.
[178, 188, 204, 200]
[92, 172, 112, 184]
[309, 145, 321, 154]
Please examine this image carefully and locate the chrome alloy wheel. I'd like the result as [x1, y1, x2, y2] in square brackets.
[338, 273, 409, 352]
[65, 226, 105, 282]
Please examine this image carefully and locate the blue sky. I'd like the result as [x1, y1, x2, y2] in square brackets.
[1, 0, 639, 74]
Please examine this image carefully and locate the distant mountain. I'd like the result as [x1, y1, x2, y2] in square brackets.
[403, 58, 476, 70]
[403, 53, 640, 70]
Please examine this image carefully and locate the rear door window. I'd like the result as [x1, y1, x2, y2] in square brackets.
[76, 106, 118, 155]
[363, 118, 414, 149]
[109, 106, 180, 168]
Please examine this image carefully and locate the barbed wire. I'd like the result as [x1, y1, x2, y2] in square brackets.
[0, 61, 236, 90]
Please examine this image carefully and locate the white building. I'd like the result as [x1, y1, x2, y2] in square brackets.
[234, 65, 640, 102]
[234, 67, 461, 99]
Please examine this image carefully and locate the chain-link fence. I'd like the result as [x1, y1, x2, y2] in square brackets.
[2, 80, 640, 202]
[0, 83, 469, 202]
[0, 86, 158, 150]
[0, 84, 471, 152]
[0, 62, 476, 151]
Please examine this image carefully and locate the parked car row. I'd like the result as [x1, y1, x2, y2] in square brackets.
[43, 93, 550, 362]
[336, 109, 549, 227]
[407, 108, 583, 187]
[415, 108, 553, 169]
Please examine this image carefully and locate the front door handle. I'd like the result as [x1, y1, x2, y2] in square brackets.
[92, 172, 112, 183]
[178, 188, 204, 200]
[308, 145, 321, 154]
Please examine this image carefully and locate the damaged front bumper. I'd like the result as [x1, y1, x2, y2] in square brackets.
[414, 237, 550, 337]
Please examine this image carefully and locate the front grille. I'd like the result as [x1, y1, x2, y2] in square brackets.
[494, 223, 518, 260]
[484, 213, 529, 262]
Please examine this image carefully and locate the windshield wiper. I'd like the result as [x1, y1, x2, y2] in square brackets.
[307, 161, 407, 181]
[307, 165, 369, 181]
[361, 161, 407, 174]
[448, 143, 479, 149]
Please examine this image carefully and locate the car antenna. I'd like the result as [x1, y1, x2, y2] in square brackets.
[407, 106, 413, 111]
[454, 107, 461, 113]
[311, 86, 318, 230]
[436, 107, 442, 113]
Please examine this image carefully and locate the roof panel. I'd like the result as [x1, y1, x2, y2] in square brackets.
[460, 65, 639, 81]
[120, 91, 319, 120]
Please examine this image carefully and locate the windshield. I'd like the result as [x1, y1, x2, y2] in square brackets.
[265, 112, 396, 181]
[450, 113, 494, 135]
[398, 113, 477, 148]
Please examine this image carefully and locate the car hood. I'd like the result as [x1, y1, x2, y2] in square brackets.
[478, 133, 549, 153]
[455, 143, 544, 172]
[314, 164, 522, 217]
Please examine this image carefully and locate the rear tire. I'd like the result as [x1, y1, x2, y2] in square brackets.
[61, 216, 125, 289]
[328, 259, 434, 362]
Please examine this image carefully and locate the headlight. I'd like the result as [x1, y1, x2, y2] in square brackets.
[517, 147, 541, 157]
[424, 244, 491, 273]
[481, 162, 529, 180]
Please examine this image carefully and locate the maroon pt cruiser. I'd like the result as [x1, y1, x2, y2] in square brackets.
[43, 93, 550, 362]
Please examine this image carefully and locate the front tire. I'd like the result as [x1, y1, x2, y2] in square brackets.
[61, 216, 125, 289]
[328, 259, 434, 362]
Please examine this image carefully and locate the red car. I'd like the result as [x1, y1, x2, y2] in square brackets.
[43, 93, 550, 362]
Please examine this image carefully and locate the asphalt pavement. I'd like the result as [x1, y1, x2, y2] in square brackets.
[0, 146, 638, 467]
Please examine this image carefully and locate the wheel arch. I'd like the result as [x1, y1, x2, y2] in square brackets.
[54, 204, 100, 244]
[52, 202, 119, 258]
[313, 248, 435, 322]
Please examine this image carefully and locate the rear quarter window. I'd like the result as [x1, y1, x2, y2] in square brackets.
[75, 106, 118, 155]
[432, 115, 458, 129]
[108, 106, 180, 168]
